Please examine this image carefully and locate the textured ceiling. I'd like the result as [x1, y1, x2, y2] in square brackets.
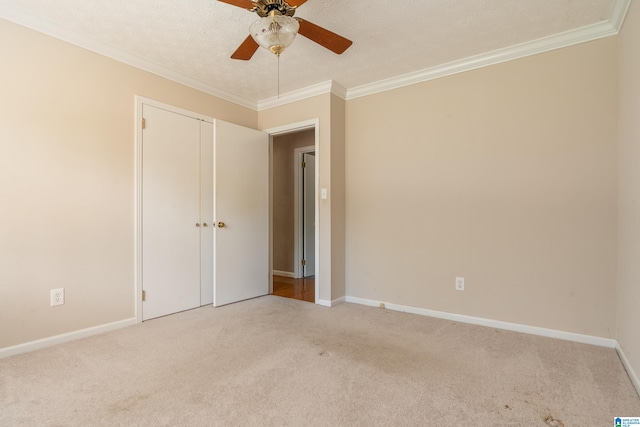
[2, 0, 620, 104]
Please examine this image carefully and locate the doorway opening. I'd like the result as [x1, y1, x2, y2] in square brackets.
[272, 275, 315, 302]
[269, 124, 318, 304]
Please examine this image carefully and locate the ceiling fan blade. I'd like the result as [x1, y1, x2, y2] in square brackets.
[296, 19, 352, 55]
[286, 0, 308, 6]
[218, 0, 254, 10]
[231, 36, 260, 60]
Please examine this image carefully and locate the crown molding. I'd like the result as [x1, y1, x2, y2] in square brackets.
[0, 2, 258, 111]
[611, 0, 633, 30]
[329, 80, 348, 100]
[346, 0, 631, 101]
[256, 80, 346, 111]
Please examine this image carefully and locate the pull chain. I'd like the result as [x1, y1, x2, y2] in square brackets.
[277, 54, 280, 99]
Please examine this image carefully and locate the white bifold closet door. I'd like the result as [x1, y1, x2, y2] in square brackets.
[213, 120, 269, 307]
[200, 121, 214, 307]
[142, 104, 204, 320]
[141, 103, 269, 320]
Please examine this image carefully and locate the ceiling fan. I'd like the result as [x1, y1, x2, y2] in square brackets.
[219, 0, 353, 60]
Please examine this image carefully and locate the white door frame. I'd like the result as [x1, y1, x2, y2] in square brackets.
[265, 119, 320, 305]
[134, 96, 214, 324]
[293, 146, 315, 279]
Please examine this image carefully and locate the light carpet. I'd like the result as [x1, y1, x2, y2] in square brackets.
[1, 296, 639, 426]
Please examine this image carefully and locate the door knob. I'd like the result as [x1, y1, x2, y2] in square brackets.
[217, 222, 225, 228]
[203, 223, 208, 227]
[195, 223, 200, 227]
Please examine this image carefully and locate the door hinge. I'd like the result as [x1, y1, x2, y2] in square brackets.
[141, 118, 146, 129]
[302, 161, 306, 168]
[142, 290, 146, 301]
[301, 259, 306, 266]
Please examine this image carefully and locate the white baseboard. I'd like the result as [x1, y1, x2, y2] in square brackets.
[331, 296, 346, 306]
[272, 270, 295, 278]
[317, 296, 346, 308]
[345, 296, 617, 349]
[0, 317, 137, 359]
[616, 343, 640, 396]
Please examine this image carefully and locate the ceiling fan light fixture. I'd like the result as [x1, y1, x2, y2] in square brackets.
[250, 14, 299, 56]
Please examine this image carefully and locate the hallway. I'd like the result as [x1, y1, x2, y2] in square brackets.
[272, 275, 315, 303]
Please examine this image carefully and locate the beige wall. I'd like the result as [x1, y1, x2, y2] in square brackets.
[617, 1, 640, 385]
[345, 37, 619, 338]
[0, 19, 257, 348]
[330, 95, 346, 300]
[272, 130, 315, 273]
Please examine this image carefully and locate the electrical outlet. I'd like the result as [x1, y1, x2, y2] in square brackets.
[51, 288, 64, 306]
[455, 277, 465, 291]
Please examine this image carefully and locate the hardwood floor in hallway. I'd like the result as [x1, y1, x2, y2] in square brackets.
[272, 275, 315, 303]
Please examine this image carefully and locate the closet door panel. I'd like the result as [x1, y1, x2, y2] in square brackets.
[142, 105, 201, 320]
[200, 121, 214, 306]
[213, 120, 269, 306]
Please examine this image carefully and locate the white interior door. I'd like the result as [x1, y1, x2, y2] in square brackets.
[303, 152, 316, 277]
[142, 105, 201, 320]
[213, 120, 269, 307]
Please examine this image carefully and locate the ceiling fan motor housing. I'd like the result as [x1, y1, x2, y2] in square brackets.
[252, 0, 297, 17]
